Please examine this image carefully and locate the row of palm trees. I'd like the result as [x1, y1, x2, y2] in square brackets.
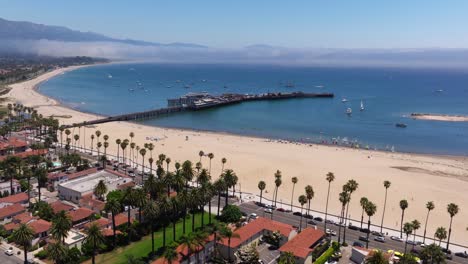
[257, 174, 461, 249]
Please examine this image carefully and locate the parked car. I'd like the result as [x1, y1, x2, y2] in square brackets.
[406, 240, 418, 245]
[314, 217, 323, 222]
[293, 212, 302, 216]
[353, 241, 364, 247]
[390, 236, 404, 242]
[371, 231, 384, 236]
[304, 214, 313, 219]
[359, 228, 370, 233]
[325, 219, 335, 224]
[455, 252, 468, 258]
[276, 208, 286, 212]
[359, 236, 370, 242]
[249, 213, 258, 219]
[264, 208, 273, 214]
[5, 249, 13, 256]
[348, 225, 359, 231]
[374, 236, 385, 242]
[445, 253, 453, 260]
[326, 229, 337, 236]
[308, 220, 317, 225]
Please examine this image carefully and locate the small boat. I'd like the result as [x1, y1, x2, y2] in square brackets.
[346, 108, 352, 115]
[184, 85, 191, 89]
[128, 88, 135, 92]
[107, 74, 113, 79]
[396, 123, 407, 128]
[436, 89, 444, 93]
[342, 98, 348, 103]
[360, 100, 365, 111]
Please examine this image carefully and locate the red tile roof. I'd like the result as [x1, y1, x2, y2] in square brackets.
[0, 137, 27, 150]
[0, 192, 28, 204]
[84, 217, 110, 229]
[0, 204, 25, 220]
[279, 228, 326, 258]
[117, 181, 135, 190]
[79, 196, 105, 212]
[48, 168, 98, 181]
[4, 222, 19, 231]
[12, 212, 34, 224]
[219, 217, 295, 248]
[101, 228, 122, 237]
[28, 219, 51, 235]
[68, 207, 94, 223]
[152, 234, 214, 264]
[0, 149, 48, 161]
[50, 201, 75, 213]
[114, 213, 134, 227]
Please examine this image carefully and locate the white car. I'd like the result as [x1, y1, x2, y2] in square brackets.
[5, 249, 14, 256]
[264, 208, 273, 214]
[249, 213, 258, 219]
[374, 236, 385, 242]
[326, 229, 337, 236]
[390, 236, 404, 242]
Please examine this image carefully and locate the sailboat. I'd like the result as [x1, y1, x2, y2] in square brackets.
[360, 100, 365, 111]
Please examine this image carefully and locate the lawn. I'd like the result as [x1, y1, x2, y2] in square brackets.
[88, 213, 216, 264]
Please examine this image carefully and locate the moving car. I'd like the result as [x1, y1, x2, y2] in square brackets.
[455, 252, 468, 258]
[5, 249, 14, 256]
[293, 212, 302, 216]
[264, 208, 273, 214]
[390, 236, 404, 242]
[359, 235, 370, 242]
[249, 213, 258, 219]
[326, 229, 337, 236]
[374, 236, 385, 242]
[353, 241, 364, 247]
[314, 216, 323, 222]
[308, 220, 317, 225]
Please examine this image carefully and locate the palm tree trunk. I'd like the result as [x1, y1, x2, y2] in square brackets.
[192, 211, 196, 232]
[400, 210, 405, 238]
[228, 238, 232, 262]
[183, 206, 187, 234]
[163, 225, 167, 247]
[338, 205, 344, 244]
[306, 200, 311, 228]
[217, 192, 221, 217]
[366, 218, 371, 248]
[208, 200, 212, 224]
[151, 224, 155, 254]
[127, 208, 131, 243]
[324, 182, 331, 231]
[173, 218, 176, 241]
[360, 208, 364, 229]
[343, 202, 350, 244]
[112, 213, 116, 247]
[380, 189, 388, 233]
[259, 190, 263, 204]
[27, 176, 31, 208]
[225, 188, 229, 207]
[447, 217, 453, 251]
[299, 206, 303, 232]
[201, 205, 205, 227]
[23, 247, 27, 264]
[290, 184, 295, 211]
[138, 208, 142, 223]
[423, 209, 430, 244]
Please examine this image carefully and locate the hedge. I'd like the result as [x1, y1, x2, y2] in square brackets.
[314, 246, 335, 264]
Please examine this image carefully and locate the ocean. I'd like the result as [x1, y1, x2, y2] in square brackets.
[38, 63, 468, 155]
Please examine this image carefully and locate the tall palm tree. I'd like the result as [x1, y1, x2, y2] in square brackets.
[103, 141, 109, 160]
[165, 157, 171, 172]
[181, 160, 194, 188]
[403, 222, 414, 254]
[198, 150, 204, 162]
[133, 188, 146, 223]
[338, 191, 349, 244]
[115, 139, 122, 162]
[159, 197, 172, 247]
[179, 233, 198, 262]
[130, 143, 136, 167]
[360, 197, 369, 229]
[364, 250, 388, 264]
[380, 180, 391, 233]
[223, 169, 237, 206]
[48, 242, 67, 264]
[290, 177, 298, 211]
[213, 178, 225, 217]
[343, 179, 358, 243]
[140, 148, 147, 176]
[411, 219, 421, 250]
[220, 224, 240, 263]
[399, 199, 409, 238]
[364, 201, 377, 249]
[93, 179, 107, 201]
[178, 190, 190, 234]
[97, 142, 102, 159]
[144, 200, 160, 255]
[258, 181, 266, 205]
[221, 157, 227, 172]
[324, 172, 335, 231]
[12, 223, 34, 264]
[304, 185, 314, 226]
[273, 170, 282, 207]
[170, 196, 179, 241]
[122, 188, 135, 237]
[85, 222, 105, 264]
[90, 134, 95, 153]
[435, 226, 447, 246]
[73, 134, 79, 152]
[51, 210, 72, 243]
[446, 203, 459, 251]
[162, 242, 179, 264]
[148, 157, 154, 176]
[422, 201, 435, 244]
[298, 195, 307, 232]
[207, 153, 214, 175]
[105, 198, 121, 247]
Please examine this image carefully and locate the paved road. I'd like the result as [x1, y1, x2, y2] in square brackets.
[239, 202, 468, 264]
[0, 252, 23, 264]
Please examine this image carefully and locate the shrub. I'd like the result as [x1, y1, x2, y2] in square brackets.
[35, 250, 48, 259]
[219, 205, 242, 223]
[314, 247, 334, 264]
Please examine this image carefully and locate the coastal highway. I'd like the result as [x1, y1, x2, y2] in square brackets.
[238, 202, 467, 264]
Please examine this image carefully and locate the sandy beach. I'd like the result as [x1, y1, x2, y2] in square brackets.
[5, 66, 468, 245]
[411, 113, 468, 122]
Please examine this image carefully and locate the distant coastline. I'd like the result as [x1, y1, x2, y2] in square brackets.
[411, 113, 468, 122]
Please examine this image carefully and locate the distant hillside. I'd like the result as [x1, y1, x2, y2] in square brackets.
[0, 17, 206, 48]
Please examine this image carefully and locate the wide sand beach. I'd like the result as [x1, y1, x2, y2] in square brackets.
[6, 65, 468, 245]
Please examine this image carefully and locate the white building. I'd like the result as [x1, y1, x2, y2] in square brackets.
[58, 170, 132, 203]
[0, 179, 21, 196]
[64, 229, 87, 249]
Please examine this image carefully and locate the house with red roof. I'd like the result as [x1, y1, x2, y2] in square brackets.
[278, 227, 326, 264]
[0, 137, 28, 155]
[351, 247, 394, 264]
[68, 207, 95, 227]
[0, 179, 22, 197]
[152, 235, 215, 264]
[0, 203, 26, 224]
[29, 219, 52, 244]
[0, 192, 29, 208]
[218, 217, 297, 261]
[50, 200, 75, 214]
[47, 168, 98, 190]
[79, 194, 106, 213]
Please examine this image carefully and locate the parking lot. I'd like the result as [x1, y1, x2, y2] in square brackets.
[257, 243, 280, 264]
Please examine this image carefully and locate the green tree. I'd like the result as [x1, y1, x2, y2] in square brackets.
[380, 180, 391, 233]
[278, 251, 296, 264]
[304, 185, 314, 224]
[12, 223, 34, 264]
[365, 250, 389, 264]
[435, 227, 447, 246]
[51, 210, 72, 243]
[298, 194, 307, 232]
[84, 222, 105, 264]
[338, 191, 350, 244]
[237, 242, 260, 264]
[220, 224, 240, 263]
[411, 219, 421, 250]
[220, 204, 242, 223]
[161, 242, 179, 264]
[360, 197, 369, 229]
[258, 180, 266, 205]
[105, 198, 121, 247]
[144, 200, 160, 255]
[403, 222, 414, 254]
[364, 201, 377, 249]
[273, 170, 282, 208]
[290, 177, 298, 211]
[399, 199, 409, 238]
[422, 201, 435, 244]
[420, 243, 446, 264]
[324, 172, 335, 231]
[93, 179, 108, 201]
[446, 203, 459, 251]
[342, 179, 358, 244]
[48, 242, 68, 264]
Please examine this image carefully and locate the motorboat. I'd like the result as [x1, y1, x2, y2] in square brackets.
[346, 108, 352, 115]
[395, 123, 407, 128]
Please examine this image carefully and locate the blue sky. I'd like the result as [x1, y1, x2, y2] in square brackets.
[1, 0, 468, 49]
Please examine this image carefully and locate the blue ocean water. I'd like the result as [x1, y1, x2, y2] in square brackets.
[39, 63, 468, 155]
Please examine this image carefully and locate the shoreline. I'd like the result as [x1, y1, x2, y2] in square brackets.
[410, 113, 468, 122]
[4, 63, 468, 245]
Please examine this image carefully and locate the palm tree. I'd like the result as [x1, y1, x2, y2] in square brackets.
[179, 233, 198, 262]
[103, 141, 109, 159]
[298, 194, 307, 232]
[207, 153, 214, 174]
[403, 222, 414, 254]
[324, 172, 335, 231]
[12, 224, 34, 264]
[105, 198, 121, 247]
[364, 201, 377, 249]
[48, 242, 67, 264]
[115, 139, 122, 162]
[140, 148, 147, 176]
[73, 134, 79, 152]
[338, 191, 349, 244]
[221, 157, 227, 172]
[162, 242, 179, 264]
[220, 225, 240, 263]
[304, 185, 314, 225]
[159, 197, 172, 247]
[93, 179, 107, 201]
[258, 181, 266, 205]
[223, 169, 237, 206]
[422, 201, 435, 244]
[148, 157, 154, 175]
[97, 142, 102, 159]
[144, 200, 160, 255]
[360, 197, 369, 229]
[170, 196, 179, 240]
[273, 170, 282, 207]
[90, 134, 95, 153]
[343, 179, 358, 243]
[435, 226, 448, 246]
[365, 250, 388, 264]
[419, 244, 446, 264]
[446, 203, 459, 251]
[380, 180, 391, 233]
[85, 222, 105, 264]
[411, 219, 421, 250]
[399, 199, 409, 238]
[51, 210, 72, 243]
[198, 150, 204, 162]
[290, 177, 298, 211]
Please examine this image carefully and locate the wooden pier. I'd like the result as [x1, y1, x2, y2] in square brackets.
[67, 91, 334, 128]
